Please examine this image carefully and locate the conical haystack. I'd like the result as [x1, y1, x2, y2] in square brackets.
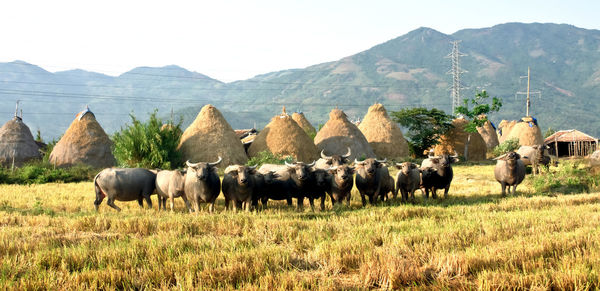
[178, 104, 247, 166]
[434, 117, 487, 160]
[358, 103, 409, 159]
[502, 117, 543, 146]
[248, 113, 319, 162]
[476, 116, 499, 151]
[291, 112, 316, 137]
[0, 117, 41, 167]
[314, 109, 375, 161]
[49, 110, 115, 168]
[497, 120, 517, 143]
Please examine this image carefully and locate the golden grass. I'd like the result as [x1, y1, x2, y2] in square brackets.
[1, 164, 599, 289]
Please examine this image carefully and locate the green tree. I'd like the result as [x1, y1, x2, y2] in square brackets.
[454, 90, 502, 160]
[112, 110, 183, 169]
[390, 107, 454, 157]
[544, 127, 556, 139]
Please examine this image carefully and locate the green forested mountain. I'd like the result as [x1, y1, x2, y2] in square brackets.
[1, 22, 599, 140]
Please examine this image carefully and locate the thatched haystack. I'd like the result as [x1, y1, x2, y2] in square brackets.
[358, 103, 409, 159]
[49, 110, 115, 168]
[501, 117, 543, 146]
[0, 117, 41, 167]
[178, 104, 247, 166]
[314, 109, 375, 161]
[434, 117, 487, 161]
[248, 112, 319, 162]
[291, 112, 316, 136]
[477, 117, 499, 151]
[497, 120, 517, 143]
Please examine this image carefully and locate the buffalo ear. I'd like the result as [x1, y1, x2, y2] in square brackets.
[451, 157, 460, 163]
[249, 168, 257, 175]
[431, 158, 440, 164]
[394, 164, 402, 169]
[348, 166, 355, 173]
[515, 153, 522, 160]
[410, 164, 417, 169]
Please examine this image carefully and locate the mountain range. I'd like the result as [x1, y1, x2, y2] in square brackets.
[1, 22, 599, 141]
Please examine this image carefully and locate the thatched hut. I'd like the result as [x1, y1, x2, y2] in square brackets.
[314, 109, 375, 161]
[434, 117, 487, 161]
[0, 116, 41, 167]
[248, 112, 319, 162]
[49, 109, 115, 168]
[476, 116, 499, 151]
[291, 112, 316, 137]
[178, 104, 247, 166]
[499, 117, 543, 146]
[544, 129, 598, 157]
[358, 103, 409, 159]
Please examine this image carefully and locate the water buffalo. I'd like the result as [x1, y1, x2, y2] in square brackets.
[395, 162, 420, 202]
[420, 154, 459, 199]
[285, 161, 316, 210]
[257, 164, 295, 208]
[494, 151, 527, 196]
[305, 168, 331, 211]
[93, 168, 157, 212]
[222, 165, 258, 211]
[184, 157, 222, 213]
[155, 169, 191, 211]
[517, 145, 557, 175]
[327, 164, 354, 206]
[315, 147, 351, 169]
[251, 170, 280, 209]
[354, 158, 394, 206]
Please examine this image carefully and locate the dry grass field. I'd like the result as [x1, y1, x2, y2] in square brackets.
[1, 162, 600, 289]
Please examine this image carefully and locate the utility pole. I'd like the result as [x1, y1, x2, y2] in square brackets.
[515, 67, 541, 117]
[446, 41, 467, 114]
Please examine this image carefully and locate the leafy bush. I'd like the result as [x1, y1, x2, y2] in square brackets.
[491, 138, 520, 157]
[112, 111, 183, 169]
[390, 107, 454, 157]
[246, 151, 293, 167]
[0, 162, 96, 184]
[530, 161, 600, 194]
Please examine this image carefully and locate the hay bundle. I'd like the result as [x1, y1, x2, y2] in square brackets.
[434, 117, 487, 160]
[477, 117, 499, 150]
[0, 117, 41, 167]
[502, 117, 543, 146]
[358, 103, 409, 159]
[49, 110, 115, 168]
[497, 120, 517, 143]
[291, 112, 316, 136]
[248, 113, 319, 162]
[314, 109, 375, 161]
[178, 104, 247, 166]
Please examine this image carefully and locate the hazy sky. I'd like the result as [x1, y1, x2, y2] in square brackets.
[0, 0, 598, 82]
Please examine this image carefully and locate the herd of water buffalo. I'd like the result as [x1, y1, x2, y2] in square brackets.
[92, 145, 555, 212]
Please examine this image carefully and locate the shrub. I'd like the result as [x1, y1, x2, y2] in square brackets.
[112, 111, 183, 169]
[246, 151, 293, 167]
[0, 162, 96, 184]
[530, 161, 600, 194]
[491, 138, 520, 157]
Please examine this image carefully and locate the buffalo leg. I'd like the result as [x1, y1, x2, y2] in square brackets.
[410, 189, 416, 202]
[345, 194, 351, 207]
[308, 197, 315, 212]
[137, 197, 144, 208]
[244, 199, 252, 212]
[106, 198, 121, 212]
[512, 185, 517, 195]
[361, 194, 367, 207]
[500, 182, 507, 196]
[94, 196, 104, 212]
[319, 194, 325, 211]
[444, 186, 450, 199]
[181, 195, 192, 212]
[144, 195, 153, 209]
[169, 196, 175, 211]
[286, 198, 293, 207]
[422, 187, 429, 199]
[208, 199, 216, 213]
[368, 194, 375, 205]
[261, 197, 268, 209]
[431, 188, 438, 199]
[193, 199, 201, 214]
[297, 196, 304, 211]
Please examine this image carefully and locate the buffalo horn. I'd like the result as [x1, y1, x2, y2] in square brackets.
[186, 160, 200, 167]
[208, 156, 222, 166]
[320, 150, 332, 160]
[354, 158, 365, 165]
[342, 147, 352, 158]
[376, 158, 387, 164]
[451, 151, 459, 158]
[307, 161, 316, 167]
[285, 161, 295, 167]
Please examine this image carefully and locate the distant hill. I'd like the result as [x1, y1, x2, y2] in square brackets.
[1, 22, 599, 141]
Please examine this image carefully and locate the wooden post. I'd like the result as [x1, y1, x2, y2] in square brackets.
[554, 137, 558, 157]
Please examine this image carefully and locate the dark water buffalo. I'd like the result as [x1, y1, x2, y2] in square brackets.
[305, 168, 330, 211]
[222, 165, 258, 211]
[327, 165, 354, 206]
[315, 147, 351, 169]
[93, 168, 157, 212]
[420, 154, 459, 199]
[285, 161, 316, 210]
[354, 158, 394, 206]
[395, 162, 421, 202]
[257, 164, 295, 207]
[494, 151, 527, 196]
[155, 170, 190, 211]
[251, 170, 280, 209]
[184, 157, 222, 213]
